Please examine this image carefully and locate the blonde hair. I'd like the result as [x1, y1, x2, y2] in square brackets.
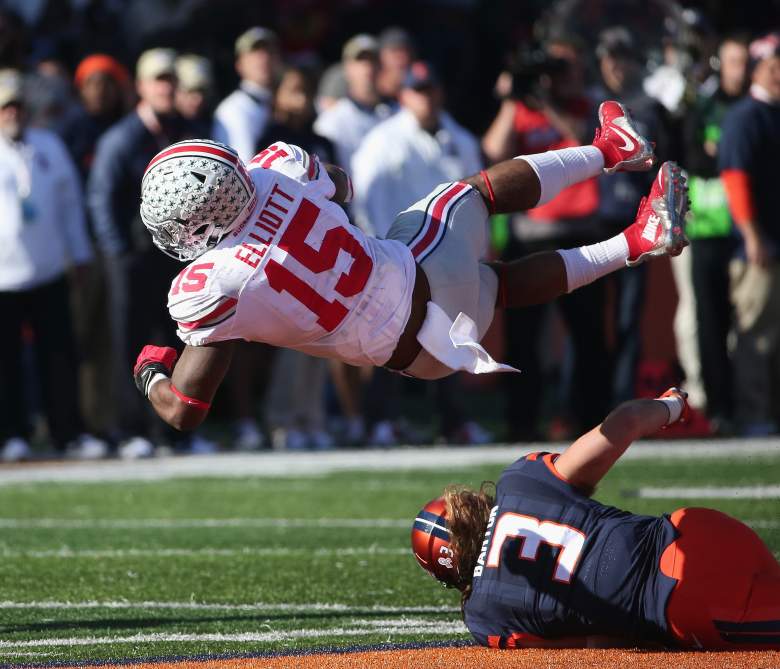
[443, 482, 495, 614]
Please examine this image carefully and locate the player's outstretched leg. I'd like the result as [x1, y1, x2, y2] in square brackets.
[490, 161, 689, 308]
[592, 100, 656, 173]
[622, 162, 689, 266]
[464, 100, 656, 214]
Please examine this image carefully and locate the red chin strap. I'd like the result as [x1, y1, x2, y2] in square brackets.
[170, 383, 211, 410]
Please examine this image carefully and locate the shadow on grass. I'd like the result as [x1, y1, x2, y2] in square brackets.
[0, 608, 456, 635]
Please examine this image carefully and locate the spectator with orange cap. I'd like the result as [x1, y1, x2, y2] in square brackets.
[59, 53, 131, 441]
[60, 54, 130, 182]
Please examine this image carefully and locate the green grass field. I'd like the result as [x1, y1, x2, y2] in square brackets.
[0, 448, 779, 666]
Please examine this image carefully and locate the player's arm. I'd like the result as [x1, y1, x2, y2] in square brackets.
[721, 169, 768, 267]
[251, 142, 352, 205]
[482, 97, 518, 163]
[462, 158, 542, 215]
[553, 389, 689, 495]
[134, 341, 236, 431]
[323, 163, 353, 205]
[719, 108, 766, 267]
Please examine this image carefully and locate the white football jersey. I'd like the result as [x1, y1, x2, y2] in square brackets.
[167, 142, 417, 367]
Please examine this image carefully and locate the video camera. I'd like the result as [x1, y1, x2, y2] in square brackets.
[507, 48, 571, 104]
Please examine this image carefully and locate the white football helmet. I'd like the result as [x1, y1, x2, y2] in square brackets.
[140, 139, 257, 261]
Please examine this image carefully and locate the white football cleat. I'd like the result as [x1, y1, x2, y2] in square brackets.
[309, 429, 335, 451]
[368, 420, 398, 448]
[271, 427, 309, 451]
[118, 435, 155, 460]
[184, 435, 219, 455]
[1, 437, 32, 462]
[65, 434, 109, 460]
[234, 419, 265, 451]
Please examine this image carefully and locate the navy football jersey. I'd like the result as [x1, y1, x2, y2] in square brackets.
[464, 452, 678, 647]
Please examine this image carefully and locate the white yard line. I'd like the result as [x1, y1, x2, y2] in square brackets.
[0, 620, 469, 648]
[0, 601, 459, 613]
[635, 485, 780, 499]
[0, 516, 776, 531]
[0, 546, 407, 559]
[748, 519, 780, 529]
[1, 440, 778, 485]
[0, 518, 408, 529]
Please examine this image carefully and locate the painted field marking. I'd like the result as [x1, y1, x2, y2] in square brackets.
[0, 546, 407, 559]
[0, 517, 776, 532]
[0, 518, 408, 529]
[0, 440, 777, 485]
[0, 620, 469, 648]
[634, 485, 780, 499]
[0, 601, 459, 613]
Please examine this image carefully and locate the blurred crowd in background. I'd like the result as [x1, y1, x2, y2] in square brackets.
[0, 0, 779, 461]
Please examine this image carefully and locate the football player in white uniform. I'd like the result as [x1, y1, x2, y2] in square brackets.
[133, 101, 688, 432]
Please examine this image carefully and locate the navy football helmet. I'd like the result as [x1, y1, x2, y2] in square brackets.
[411, 496, 460, 587]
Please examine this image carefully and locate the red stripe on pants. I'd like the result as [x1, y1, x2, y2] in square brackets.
[410, 183, 468, 259]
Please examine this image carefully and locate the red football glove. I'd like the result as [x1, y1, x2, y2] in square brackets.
[133, 345, 178, 397]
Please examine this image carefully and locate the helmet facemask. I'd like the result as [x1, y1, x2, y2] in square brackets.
[140, 140, 257, 262]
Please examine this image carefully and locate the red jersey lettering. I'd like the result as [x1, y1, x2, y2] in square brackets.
[264, 198, 373, 332]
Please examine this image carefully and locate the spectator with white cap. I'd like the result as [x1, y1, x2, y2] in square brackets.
[353, 61, 481, 238]
[316, 62, 347, 112]
[313, 33, 396, 445]
[351, 60, 487, 446]
[377, 27, 416, 101]
[212, 26, 281, 162]
[88, 47, 205, 458]
[314, 33, 395, 171]
[175, 53, 214, 136]
[0, 69, 107, 461]
[211, 30, 281, 449]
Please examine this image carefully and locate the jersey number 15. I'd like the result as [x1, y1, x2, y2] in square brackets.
[265, 198, 373, 332]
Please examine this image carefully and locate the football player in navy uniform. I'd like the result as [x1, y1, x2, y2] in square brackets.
[412, 389, 780, 650]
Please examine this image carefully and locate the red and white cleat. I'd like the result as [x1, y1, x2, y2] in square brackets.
[624, 161, 689, 267]
[593, 100, 655, 174]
